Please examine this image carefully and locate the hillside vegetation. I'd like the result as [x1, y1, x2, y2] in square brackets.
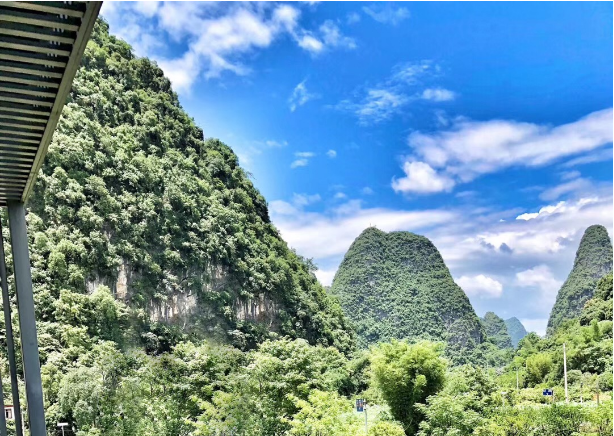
[25, 20, 353, 354]
[330, 227, 485, 362]
[481, 312, 513, 349]
[548, 225, 613, 332]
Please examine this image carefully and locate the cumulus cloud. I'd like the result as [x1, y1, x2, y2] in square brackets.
[516, 264, 563, 308]
[392, 161, 455, 194]
[393, 108, 613, 194]
[326, 149, 337, 158]
[421, 87, 456, 102]
[457, 274, 504, 298]
[363, 5, 410, 25]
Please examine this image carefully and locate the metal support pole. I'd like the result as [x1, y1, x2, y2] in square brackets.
[364, 406, 368, 435]
[563, 343, 569, 403]
[7, 202, 46, 436]
[0, 366, 7, 436]
[0, 221, 23, 436]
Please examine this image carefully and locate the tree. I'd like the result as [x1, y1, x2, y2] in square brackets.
[525, 353, 553, 385]
[370, 340, 446, 434]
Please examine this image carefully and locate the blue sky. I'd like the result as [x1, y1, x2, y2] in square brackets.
[102, 1, 613, 335]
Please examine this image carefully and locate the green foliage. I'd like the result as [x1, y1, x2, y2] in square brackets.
[330, 227, 484, 362]
[417, 365, 499, 436]
[370, 340, 447, 434]
[580, 274, 613, 326]
[368, 421, 405, 436]
[525, 353, 553, 385]
[481, 312, 513, 349]
[548, 225, 613, 332]
[27, 18, 354, 355]
[505, 317, 528, 348]
[286, 390, 363, 436]
[195, 338, 352, 435]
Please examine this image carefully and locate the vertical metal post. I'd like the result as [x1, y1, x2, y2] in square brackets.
[0, 221, 23, 436]
[0, 367, 7, 436]
[7, 202, 46, 436]
[563, 343, 568, 403]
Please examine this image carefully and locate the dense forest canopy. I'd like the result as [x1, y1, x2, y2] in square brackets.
[329, 227, 485, 361]
[25, 19, 353, 355]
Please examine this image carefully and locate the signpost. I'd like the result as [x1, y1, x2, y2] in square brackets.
[356, 399, 368, 434]
[543, 389, 554, 404]
[57, 423, 68, 436]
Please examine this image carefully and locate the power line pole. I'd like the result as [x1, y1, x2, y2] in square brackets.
[516, 368, 519, 390]
[563, 343, 569, 403]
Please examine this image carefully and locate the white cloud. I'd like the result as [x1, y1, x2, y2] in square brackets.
[346, 12, 361, 24]
[562, 147, 613, 167]
[297, 34, 324, 54]
[363, 5, 410, 25]
[296, 20, 356, 55]
[335, 60, 437, 124]
[265, 140, 288, 148]
[326, 149, 337, 158]
[361, 187, 374, 195]
[457, 274, 503, 298]
[421, 88, 456, 102]
[334, 192, 347, 200]
[289, 80, 318, 112]
[319, 20, 357, 49]
[270, 200, 456, 261]
[520, 318, 548, 337]
[290, 151, 316, 168]
[392, 161, 455, 194]
[515, 198, 598, 221]
[102, 3, 355, 93]
[394, 108, 613, 194]
[290, 159, 309, 168]
[315, 269, 337, 287]
[338, 89, 409, 124]
[292, 193, 321, 207]
[539, 178, 591, 201]
[516, 264, 563, 308]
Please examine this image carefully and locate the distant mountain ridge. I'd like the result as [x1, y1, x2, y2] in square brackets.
[504, 317, 528, 348]
[481, 312, 513, 349]
[330, 227, 485, 362]
[547, 225, 613, 333]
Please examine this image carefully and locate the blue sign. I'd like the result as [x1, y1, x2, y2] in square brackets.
[356, 399, 365, 412]
[543, 389, 553, 396]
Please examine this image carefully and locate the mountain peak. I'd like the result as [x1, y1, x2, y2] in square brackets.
[331, 228, 484, 362]
[547, 224, 613, 332]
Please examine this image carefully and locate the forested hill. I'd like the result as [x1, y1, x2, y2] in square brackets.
[481, 312, 512, 349]
[330, 227, 485, 362]
[547, 225, 613, 333]
[25, 20, 354, 354]
[504, 317, 528, 348]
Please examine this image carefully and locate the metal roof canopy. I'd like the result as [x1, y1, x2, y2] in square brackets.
[0, 1, 102, 206]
